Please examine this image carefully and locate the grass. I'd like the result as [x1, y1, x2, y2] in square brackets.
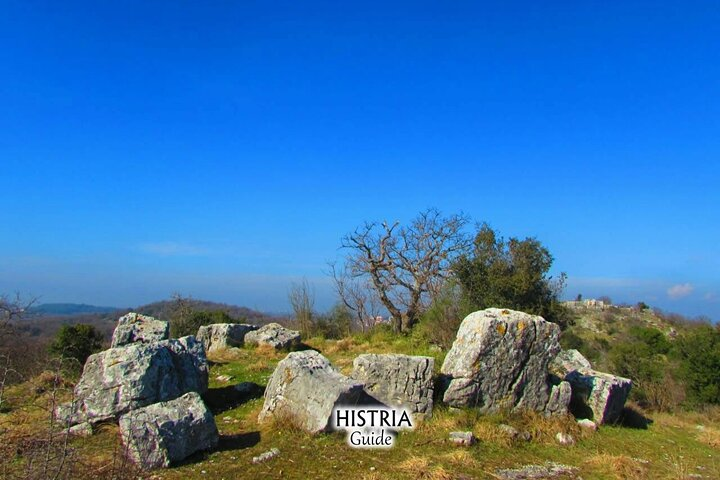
[1, 334, 719, 479]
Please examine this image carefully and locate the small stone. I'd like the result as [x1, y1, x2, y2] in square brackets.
[216, 375, 233, 383]
[68, 422, 93, 437]
[555, 432, 575, 446]
[252, 448, 280, 464]
[245, 323, 301, 350]
[449, 431, 476, 446]
[498, 424, 530, 442]
[577, 418, 598, 431]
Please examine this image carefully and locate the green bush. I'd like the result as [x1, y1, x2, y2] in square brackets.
[171, 310, 237, 338]
[417, 282, 475, 349]
[676, 325, 720, 405]
[49, 324, 104, 370]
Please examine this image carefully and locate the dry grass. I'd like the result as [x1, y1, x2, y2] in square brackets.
[584, 453, 649, 479]
[698, 427, 720, 449]
[507, 410, 582, 444]
[397, 456, 453, 480]
[325, 337, 356, 354]
[440, 448, 479, 468]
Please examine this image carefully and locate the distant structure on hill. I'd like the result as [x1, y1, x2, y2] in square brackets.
[562, 298, 609, 310]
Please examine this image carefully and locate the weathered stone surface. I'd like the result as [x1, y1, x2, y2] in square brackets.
[67, 336, 208, 424]
[245, 323, 301, 350]
[498, 424, 531, 442]
[111, 312, 169, 348]
[449, 431, 476, 446]
[196, 323, 258, 353]
[544, 380, 572, 416]
[496, 462, 578, 480]
[351, 354, 434, 417]
[440, 308, 562, 413]
[566, 370, 632, 424]
[259, 351, 371, 433]
[550, 349, 592, 377]
[119, 392, 218, 470]
[252, 448, 280, 464]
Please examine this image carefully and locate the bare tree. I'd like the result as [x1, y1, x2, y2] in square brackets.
[338, 208, 470, 333]
[329, 263, 382, 332]
[289, 278, 315, 337]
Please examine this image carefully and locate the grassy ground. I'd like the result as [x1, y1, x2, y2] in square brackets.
[1, 332, 719, 479]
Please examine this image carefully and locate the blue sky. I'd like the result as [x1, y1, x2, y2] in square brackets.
[1, 1, 718, 319]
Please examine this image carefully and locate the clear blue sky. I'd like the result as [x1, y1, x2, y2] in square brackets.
[1, 1, 718, 319]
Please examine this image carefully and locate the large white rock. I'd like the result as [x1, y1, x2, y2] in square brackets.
[259, 350, 370, 433]
[551, 349, 592, 377]
[65, 336, 208, 425]
[119, 392, 218, 469]
[440, 308, 566, 414]
[245, 323, 301, 350]
[111, 312, 169, 348]
[196, 323, 258, 353]
[351, 354, 435, 418]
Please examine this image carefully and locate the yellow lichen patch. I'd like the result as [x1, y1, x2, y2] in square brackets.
[517, 321, 525, 332]
[496, 323, 507, 335]
[501, 309, 510, 315]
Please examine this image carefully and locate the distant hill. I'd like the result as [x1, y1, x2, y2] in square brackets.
[28, 303, 121, 316]
[135, 299, 279, 325]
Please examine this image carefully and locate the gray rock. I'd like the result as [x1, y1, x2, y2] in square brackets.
[351, 354, 434, 418]
[259, 351, 370, 433]
[119, 392, 218, 470]
[544, 380, 572, 416]
[67, 336, 208, 424]
[550, 349, 592, 377]
[245, 323, 301, 350]
[440, 308, 563, 413]
[111, 312, 169, 348]
[196, 323, 258, 354]
[252, 448, 280, 464]
[68, 422, 93, 437]
[496, 462, 578, 480]
[555, 432, 575, 446]
[449, 431, 476, 446]
[566, 370, 632, 424]
[576, 418, 598, 431]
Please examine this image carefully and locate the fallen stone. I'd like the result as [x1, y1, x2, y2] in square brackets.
[550, 349, 592, 377]
[111, 312, 169, 348]
[555, 432, 575, 446]
[566, 370, 632, 424]
[119, 392, 218, 470]
[495, 462, 578, 480]
[351, 354, 434, 418]
[62, 336, 208, 425]
[245, 323, 301, 350]
[576, 418, 598, 431]
[196, 323, 258, 353]
[449, 431, 476, 446]
[440, 308, 563, 413]
[259, 351, 371, 433]
[216, 375, 233, 383]
[252, 448, 280, 464]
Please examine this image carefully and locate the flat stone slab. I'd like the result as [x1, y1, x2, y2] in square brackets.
[566, 369, 632, 424]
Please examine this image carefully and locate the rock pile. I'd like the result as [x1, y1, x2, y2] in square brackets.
[56, 313, 218, 469]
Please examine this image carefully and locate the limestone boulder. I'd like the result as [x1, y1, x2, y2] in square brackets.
[111, 312, 169, 348]
[65, 336, 208, 425]
[440, 308, 563, 413]
[544, 380, 572, 416]
[565, 370, 632, 424]
[196, 323, 258, 353]
[259, 350, 372, 433]
[119, 392, 218, 469]
[551, 349, 592, 377]
[245, 323, 300, 350]
[351, 354, 434, 418]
